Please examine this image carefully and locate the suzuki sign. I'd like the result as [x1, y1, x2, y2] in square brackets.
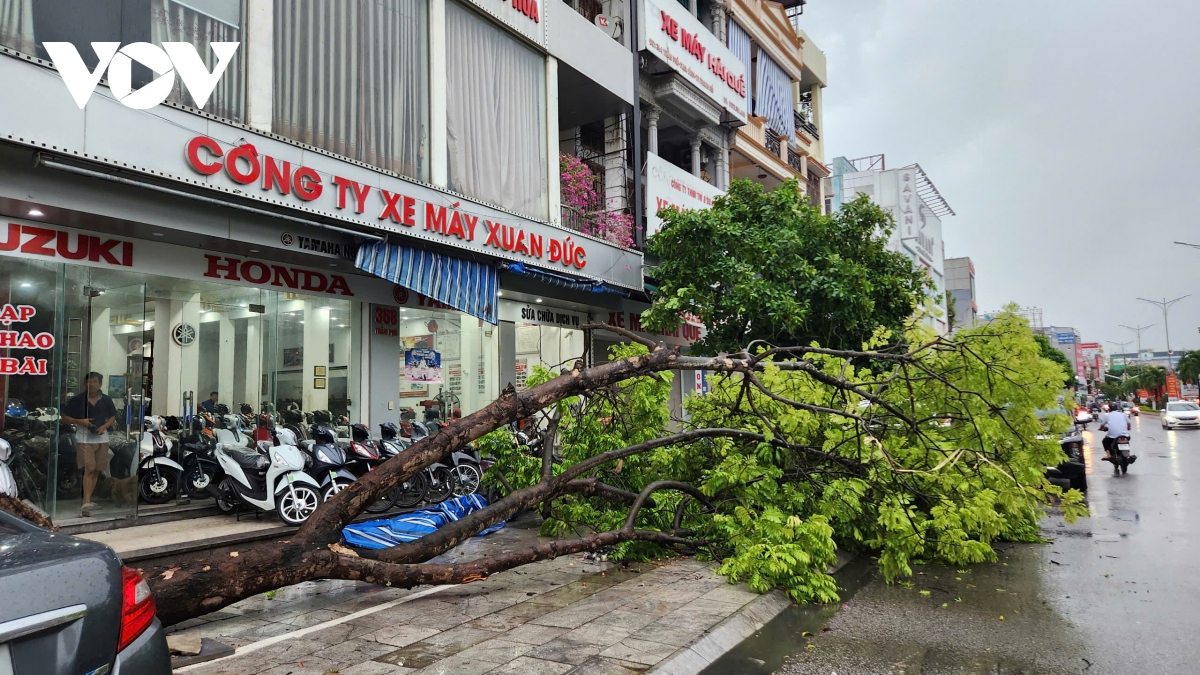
[44, 42, 239, 110]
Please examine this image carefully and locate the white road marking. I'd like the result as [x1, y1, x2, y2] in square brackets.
[174, 584, 451, 671]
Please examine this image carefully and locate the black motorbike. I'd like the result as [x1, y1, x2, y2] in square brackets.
[1103, 434, 1136, 475]
[303, 425, 358, 502]
[178, 418, 222, 499]
[407, 421, 459, 504]
[378, 422, 429, 508]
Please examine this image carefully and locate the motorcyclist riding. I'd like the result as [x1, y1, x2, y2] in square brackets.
[1099, 404, 1131, 475]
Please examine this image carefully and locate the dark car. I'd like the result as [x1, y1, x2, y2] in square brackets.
[0, 510, 171, 675]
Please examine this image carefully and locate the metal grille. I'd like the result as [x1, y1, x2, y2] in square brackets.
[787, 147, 803, 173]
[765, 128, 782, 157]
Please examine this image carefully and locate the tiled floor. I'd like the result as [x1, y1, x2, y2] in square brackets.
[170, 517, 768, 675]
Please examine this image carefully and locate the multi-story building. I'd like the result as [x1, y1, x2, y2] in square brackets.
[944, 257, 977, 331]
[0, 0, 720, 524]
[828, 155, 955, 334]
[629, 0, 830, 241]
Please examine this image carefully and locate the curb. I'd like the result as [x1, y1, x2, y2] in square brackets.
[647, 549, 856, 675]
[647, 590, 792, 675]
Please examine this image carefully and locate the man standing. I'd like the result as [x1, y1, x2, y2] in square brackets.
[61, 372, 119, 516]
[201, 391, 219, 413]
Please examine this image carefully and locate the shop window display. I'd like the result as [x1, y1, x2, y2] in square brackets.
[0, 257, 361, 523]
[396, 307, 498, 429]
[514, 323, 585, 391]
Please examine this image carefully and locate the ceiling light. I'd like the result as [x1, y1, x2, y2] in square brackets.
[27, 208, 43, 217]
[19, 282, 31, 288]
[400, 308, 407, 312]
[338, 324, 348, 328]
[497, 291, 503, 297]
[152, 232, 164, 237]
[535, 298, 543, 303]
[329, 263, 338, 268]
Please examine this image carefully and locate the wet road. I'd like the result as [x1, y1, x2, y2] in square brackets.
[707, 413, 1200, 674]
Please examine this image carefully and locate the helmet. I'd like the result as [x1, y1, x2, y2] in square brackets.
[240, 403, 254, 415]
[351, 424, 370, 442]
[379, 422, 399, 440]
[312, 426, 337, 444]
[257, 413, 273, 427]
[215, 403, 230, 416]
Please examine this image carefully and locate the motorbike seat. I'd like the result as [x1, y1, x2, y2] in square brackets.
[227, 447, 270, 471]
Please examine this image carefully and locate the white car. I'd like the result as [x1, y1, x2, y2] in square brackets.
[1074, 408, 1094, 425]
[1161, 401, 1200, 430]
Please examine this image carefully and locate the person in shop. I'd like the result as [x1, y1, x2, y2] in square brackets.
[200, 391, 220, 413]
[61, 372, 119, 516]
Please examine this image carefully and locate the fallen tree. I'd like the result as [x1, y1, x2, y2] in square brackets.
[0, 182, 1085, 626]
[2, 315, 1085, 627]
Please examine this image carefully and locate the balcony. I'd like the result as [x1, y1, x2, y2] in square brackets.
[794, 108, 819, 142]
[787, 147, 803, 174]
[764, 128, 782, 157]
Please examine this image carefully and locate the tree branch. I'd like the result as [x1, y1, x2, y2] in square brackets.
[623, 481, 712, 532]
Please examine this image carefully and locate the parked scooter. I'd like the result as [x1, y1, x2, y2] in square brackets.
[0, 438, 18, 498]
[377, 423, 429, 508]
[347, 424, 406, 513]
[408, 422, 458, 504]
[178, 417, 222, 499]
[424, 420, 490, 497]
[208, 429, 322, 525]
[303, 426, 358, 503]
[1045, 426, 1087, 492]
[138, 416, 184, 504]
[215, 412, 253, 447]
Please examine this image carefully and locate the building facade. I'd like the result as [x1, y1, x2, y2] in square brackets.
[0, 0, 722, 525]
[829, 155, 955, 334]
[944, 256, 977, 331]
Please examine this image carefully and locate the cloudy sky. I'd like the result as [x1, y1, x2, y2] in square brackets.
[801, 0, 1200, 355]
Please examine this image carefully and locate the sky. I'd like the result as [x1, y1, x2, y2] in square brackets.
[800, 0, 1200, 355]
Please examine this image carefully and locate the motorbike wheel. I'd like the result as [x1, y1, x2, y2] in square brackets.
[139, 467, 177, 504]
[215, 476, 239, 514]
[450, 463, 482, 497]
[391, 472, 428, 509]
[184, 464, 216, 498]
[277, 483, 322, 526]
[424, 466, 455, 504]
[365, 482, 399, 514]
[322, 478, 354, 504]
[57, 466, 81, 499]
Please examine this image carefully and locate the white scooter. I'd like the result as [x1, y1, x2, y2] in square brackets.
[0, 438, 17, 498]
[138, 416, 184, 504]
[209, 429, 322, 526]
[215, 413, 253, 447]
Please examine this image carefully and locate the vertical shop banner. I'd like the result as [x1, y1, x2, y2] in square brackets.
[645, 153, 725, 238]
[515, 358, 529, 391]
[1167, 373, 1181, 400]
[448, 363, 463, 394]
[405, 349, 442, 384]
[692, 370, 709, 396]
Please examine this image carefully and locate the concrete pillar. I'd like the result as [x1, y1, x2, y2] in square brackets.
[460, 318, 481, 415]
[218, 314, 235, 407]
[690, 135, 702, 177]
[243, 318, 261, 407]
[547, 56, 562, 223]
[302, 302, 330, 411]
[645, 105, 660, 155]
[245, 0, 273, 132]
[430, 0, 448, 187]
[152, 295, 201, 416]
[603, 114, 629, 211]
[710, 0, 727, 40]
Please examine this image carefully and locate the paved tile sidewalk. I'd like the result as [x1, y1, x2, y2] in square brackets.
[169, 517, 773, 674]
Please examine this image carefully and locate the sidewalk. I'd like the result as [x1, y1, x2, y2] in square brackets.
[166, 515, 791, 675]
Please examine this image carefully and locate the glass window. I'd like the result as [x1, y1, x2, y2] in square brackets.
[515, 324, 584, 390]
[0, 0, 245, 121]
[274, 0, 430, 181]
[396, 307, 497, 425]
[446, 1, 547, 219]
[1167, 402, 1198, 411]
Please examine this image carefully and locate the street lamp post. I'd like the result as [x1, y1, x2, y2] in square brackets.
[1108, 339, 1133, 382]
[1137, 295, 1191, 372]
[1120, 323, 1157, 362]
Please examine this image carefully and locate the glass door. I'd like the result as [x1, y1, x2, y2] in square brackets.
[54, 271, 146, 523]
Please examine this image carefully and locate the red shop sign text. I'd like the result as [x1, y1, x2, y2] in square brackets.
[185, 136, 588, 271]
[203, 255, 355, 296]
[0, 223, 133, 267]
[0, 304, 51, 376]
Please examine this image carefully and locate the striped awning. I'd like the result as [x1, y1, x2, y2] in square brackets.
[754, 50, 794, 143]
[356, 242, 498, 323]
[727, 20, 752, 119]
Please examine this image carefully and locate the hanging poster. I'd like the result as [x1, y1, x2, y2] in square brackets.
[401, 334, 435, 351]
[516, 325, 541, 354]
[515, 357, 529, 391]
[437, 331, 462, 360]
[478, 356, 487, 394]
[405, 348, 443, 384]
[448, 363, 463, 394]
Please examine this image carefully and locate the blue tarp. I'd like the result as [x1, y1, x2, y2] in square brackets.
[342, 494, 507, 550]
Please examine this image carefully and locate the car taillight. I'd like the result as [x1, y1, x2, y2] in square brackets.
[118, 566, 157, 652]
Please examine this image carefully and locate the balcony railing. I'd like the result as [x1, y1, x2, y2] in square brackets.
[565, 0, 604, 23]
[794, 109, 819, 141]
[787, 147, 803, 174]
[764, 128, 782, 157]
